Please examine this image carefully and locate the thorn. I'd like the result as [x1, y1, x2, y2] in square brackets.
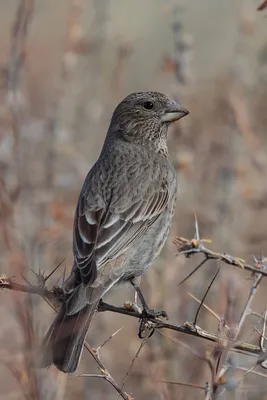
[117, 337, 148, 399]
[202, 239, 212, 244]
[178, 257, 208, 286]
[193, 266, 220, 326]
[44, 257, 66, 282]
[193, 210, 200, 242]
[29, 268, 45, 287]
[252, 325, 267, 343]
[155, 380, 205, 390]
[97, 327, 124, 351]
[20, 273, 32, 286]
[29, 268, 42, 278]
[252, 255, 258, 264]
[236, 257, 245, 268]
[187, 292, 220, 321]
[243, 364, 257, 376]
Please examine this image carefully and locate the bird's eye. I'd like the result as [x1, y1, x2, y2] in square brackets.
[143, 101, 154, 110]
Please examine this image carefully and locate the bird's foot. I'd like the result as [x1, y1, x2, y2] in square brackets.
[138, 306, 168, 339]
[138, 319, 155, 339]
[141, 305, 168, 321]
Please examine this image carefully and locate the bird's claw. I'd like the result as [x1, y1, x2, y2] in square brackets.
[138, 319, 155, 339]
[138, 307, 168, 339]
[141, 307, 168, 321]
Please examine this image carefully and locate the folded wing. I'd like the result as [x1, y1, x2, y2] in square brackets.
[68, 181, 169, 289]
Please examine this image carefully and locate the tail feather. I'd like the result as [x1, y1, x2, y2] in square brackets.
[41, 301, 97, 373]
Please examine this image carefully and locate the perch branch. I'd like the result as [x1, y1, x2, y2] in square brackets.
[0, 275, 261, 356]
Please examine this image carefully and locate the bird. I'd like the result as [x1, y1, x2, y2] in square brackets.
[41, 91, 189, 373]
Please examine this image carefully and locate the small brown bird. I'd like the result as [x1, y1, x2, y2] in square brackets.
[41, 92, 189, 373]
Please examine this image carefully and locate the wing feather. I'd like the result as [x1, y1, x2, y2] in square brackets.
[70, 178, 169, 288]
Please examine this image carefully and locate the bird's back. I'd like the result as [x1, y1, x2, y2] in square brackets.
[81, 133, 173, 214]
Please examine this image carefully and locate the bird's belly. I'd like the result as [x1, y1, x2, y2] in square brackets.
[119, 204, 175, 281]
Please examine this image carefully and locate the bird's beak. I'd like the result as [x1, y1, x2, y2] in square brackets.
[161, 104, 189, 123]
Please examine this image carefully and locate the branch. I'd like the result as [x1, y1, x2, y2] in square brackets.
[0, 275, 131, 399]
[174, 236, 267, 277]
[79, 341, 132, 400]
[173, 220, 267, 397]
[258, 0, 267, 10]
[0, 275, 261, 356]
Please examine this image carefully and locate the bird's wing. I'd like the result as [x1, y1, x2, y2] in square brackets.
[71, 179, 169, 287]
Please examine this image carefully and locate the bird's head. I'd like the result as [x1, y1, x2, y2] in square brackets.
[109, 91, 189, 156]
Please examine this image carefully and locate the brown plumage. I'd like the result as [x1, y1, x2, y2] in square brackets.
[41, 92, 189, 373]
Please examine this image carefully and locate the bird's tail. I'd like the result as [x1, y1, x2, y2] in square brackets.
[40, 300, 98, 373]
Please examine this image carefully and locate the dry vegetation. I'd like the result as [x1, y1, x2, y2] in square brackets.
[0, 1, 267, 399]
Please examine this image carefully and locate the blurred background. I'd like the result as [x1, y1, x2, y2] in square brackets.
[0, 0, 266, 399]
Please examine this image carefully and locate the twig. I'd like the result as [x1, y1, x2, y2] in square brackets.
[78, 342, 132, 400]
[258, 0, 267, 10]
[260, 307, 267, 353]
[117, 337, 148, 400]
[156, 380, 205, 390]
[157, 329, 207, 363]
[0, 275, 57, 304]
[216, 271, 264, 383]
[178, 257, 209, 286]
[44, 258, 67, 282]
[237, 273, 263, 333]
[188, 292, 220, 321]
[206, 263, 265, 397]
[193, 266, 220, 325]
[174, 236, 267, 277]
[238, 367, 267, 378]
[96, 326, 124, 352]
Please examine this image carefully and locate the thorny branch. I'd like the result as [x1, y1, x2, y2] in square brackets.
[174, 217, 267, 397]
[78, 341, 132, 400]
[1, 221, 267, 398]
[0, 275, 262, 357]
[174, 237, 267, 277]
